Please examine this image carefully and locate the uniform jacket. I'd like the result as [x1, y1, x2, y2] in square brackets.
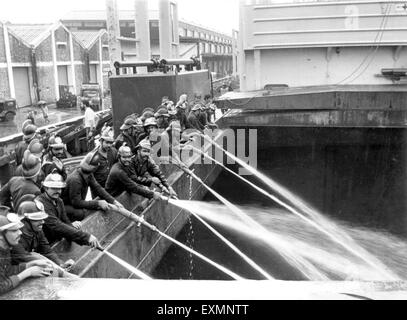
[11, 220, 63, 265]
[62, 168, 115, 211]
[105, 161, 154, 199]
[0, 246, 27, 295]
[41, 153, 67, 181]
[130, 154, 169, 189]
[114, 133, 137, 153]
[0, 177, 41, 210]
[187, 112, 205, 132]
[93, 146, 118, 187]
[14, 140, 29, 166]
[36, 193, 90, 246]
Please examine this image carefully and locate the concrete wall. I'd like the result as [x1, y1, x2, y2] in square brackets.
[37, 66, 56, 102]
[0, 69, 10, 99]
[242, 46, 407, 90]
[0, 25, 6, 63]
[9, 34, 31, 63]
[36, 36, 52, 62]
[55, 27, 71, 62]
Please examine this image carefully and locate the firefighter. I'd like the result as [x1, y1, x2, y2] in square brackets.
[93, 127, 117, 188]
[11, 199, 73, 270]
[130, 139, 177, 198]
[0, 210, 53, 295]
[61, 151, 124, 221]
[42, 135, 68, 180]
[15, 122, 38, 166]
[187, 104, 206, 133]
[0, 151, 42, 211]
[105, 145, 167, 201]
[14, 139, 44, 177]
[114, 117, 138, 152]
[37, 173, 100, 248]
[155, 107, 171, 129]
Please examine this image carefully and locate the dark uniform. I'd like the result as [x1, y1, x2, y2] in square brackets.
[41, 152, 68, 181]
[105, 161, 155, 199]
[0, 177, 41, 211]
[0, 247, 27, 295]
[36, 193, 92, 246]
[14, 141, 29, 166]
[93, 146, 118, 188]
[130, 154, 170, 189]
[114, 132, 137, 153]
[187, 111, 205, 132]
[11, 220, 63, 265]
[62, 168, 116, 221]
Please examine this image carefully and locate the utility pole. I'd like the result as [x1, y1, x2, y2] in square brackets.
[106, 0, 122, 74]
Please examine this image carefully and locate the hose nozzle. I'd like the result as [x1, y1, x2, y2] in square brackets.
[96, 245, 105, 252]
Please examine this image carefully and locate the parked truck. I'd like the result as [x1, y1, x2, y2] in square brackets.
[78, 83, 103, 111]
[0, 98, 17, 122]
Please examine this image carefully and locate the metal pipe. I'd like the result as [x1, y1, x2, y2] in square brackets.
[160, 58, 195, 66]
[114, 60, 156, 69]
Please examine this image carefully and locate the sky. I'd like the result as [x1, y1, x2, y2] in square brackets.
[0, 0, 241, 35]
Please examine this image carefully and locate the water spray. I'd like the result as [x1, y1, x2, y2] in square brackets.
[108, 204, 244, 280]
[173, 160, 325, 280]
[95, 245, 152, 280]
[196, 132, 398, 280]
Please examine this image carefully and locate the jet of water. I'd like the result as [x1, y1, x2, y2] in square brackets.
[178, 169, 329, 280]
[99, 249, 152, 280]
[169, 198, 275, 280]
[199, 133, 399, 281]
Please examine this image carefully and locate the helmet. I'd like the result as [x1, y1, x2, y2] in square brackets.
[143, 117, 158, 128]
[23, 123, 38, 141]
[118, 145, 132, 158]
[27, 139, 44, 158]
[141, 110, 155, 122]
[42, 173, 66, 188]
[22, 150, 42, 179]
[18, 200, 48, 221]
[137, 139, 152, 151]
[100, 127, 114, 142]
[120, 118, 136, 131]
[0, 206, 11, 216]
[80, 151, 100, 172]
[191, 104, 201, 111]
[48, 136, 65, 149]
[168, 107, 177, 116]
[38, 100, 47, 106]
[141, 107, 155, 114]
[154, 108, 170, 118]
[0, 213, 24, 232]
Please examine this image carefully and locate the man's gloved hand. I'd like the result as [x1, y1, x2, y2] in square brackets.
[61, 259, 75, 271]
[98, 200, 110, 211]
[151, 177, 161, 185]
[71, 221, 82, 230]
[153, 192, 162, 200]
[53, 157, 64, 171]
[113, 200, 125, 210]
[88, 235, 101, 249]
[168, 186, 178, 198]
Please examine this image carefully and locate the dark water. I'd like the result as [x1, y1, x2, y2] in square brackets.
[153, 128, 407, 280]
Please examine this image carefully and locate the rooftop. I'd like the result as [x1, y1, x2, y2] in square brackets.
[7, 23, 53, 47]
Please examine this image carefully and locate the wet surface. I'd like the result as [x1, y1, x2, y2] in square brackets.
[0, 104, 84, 137]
